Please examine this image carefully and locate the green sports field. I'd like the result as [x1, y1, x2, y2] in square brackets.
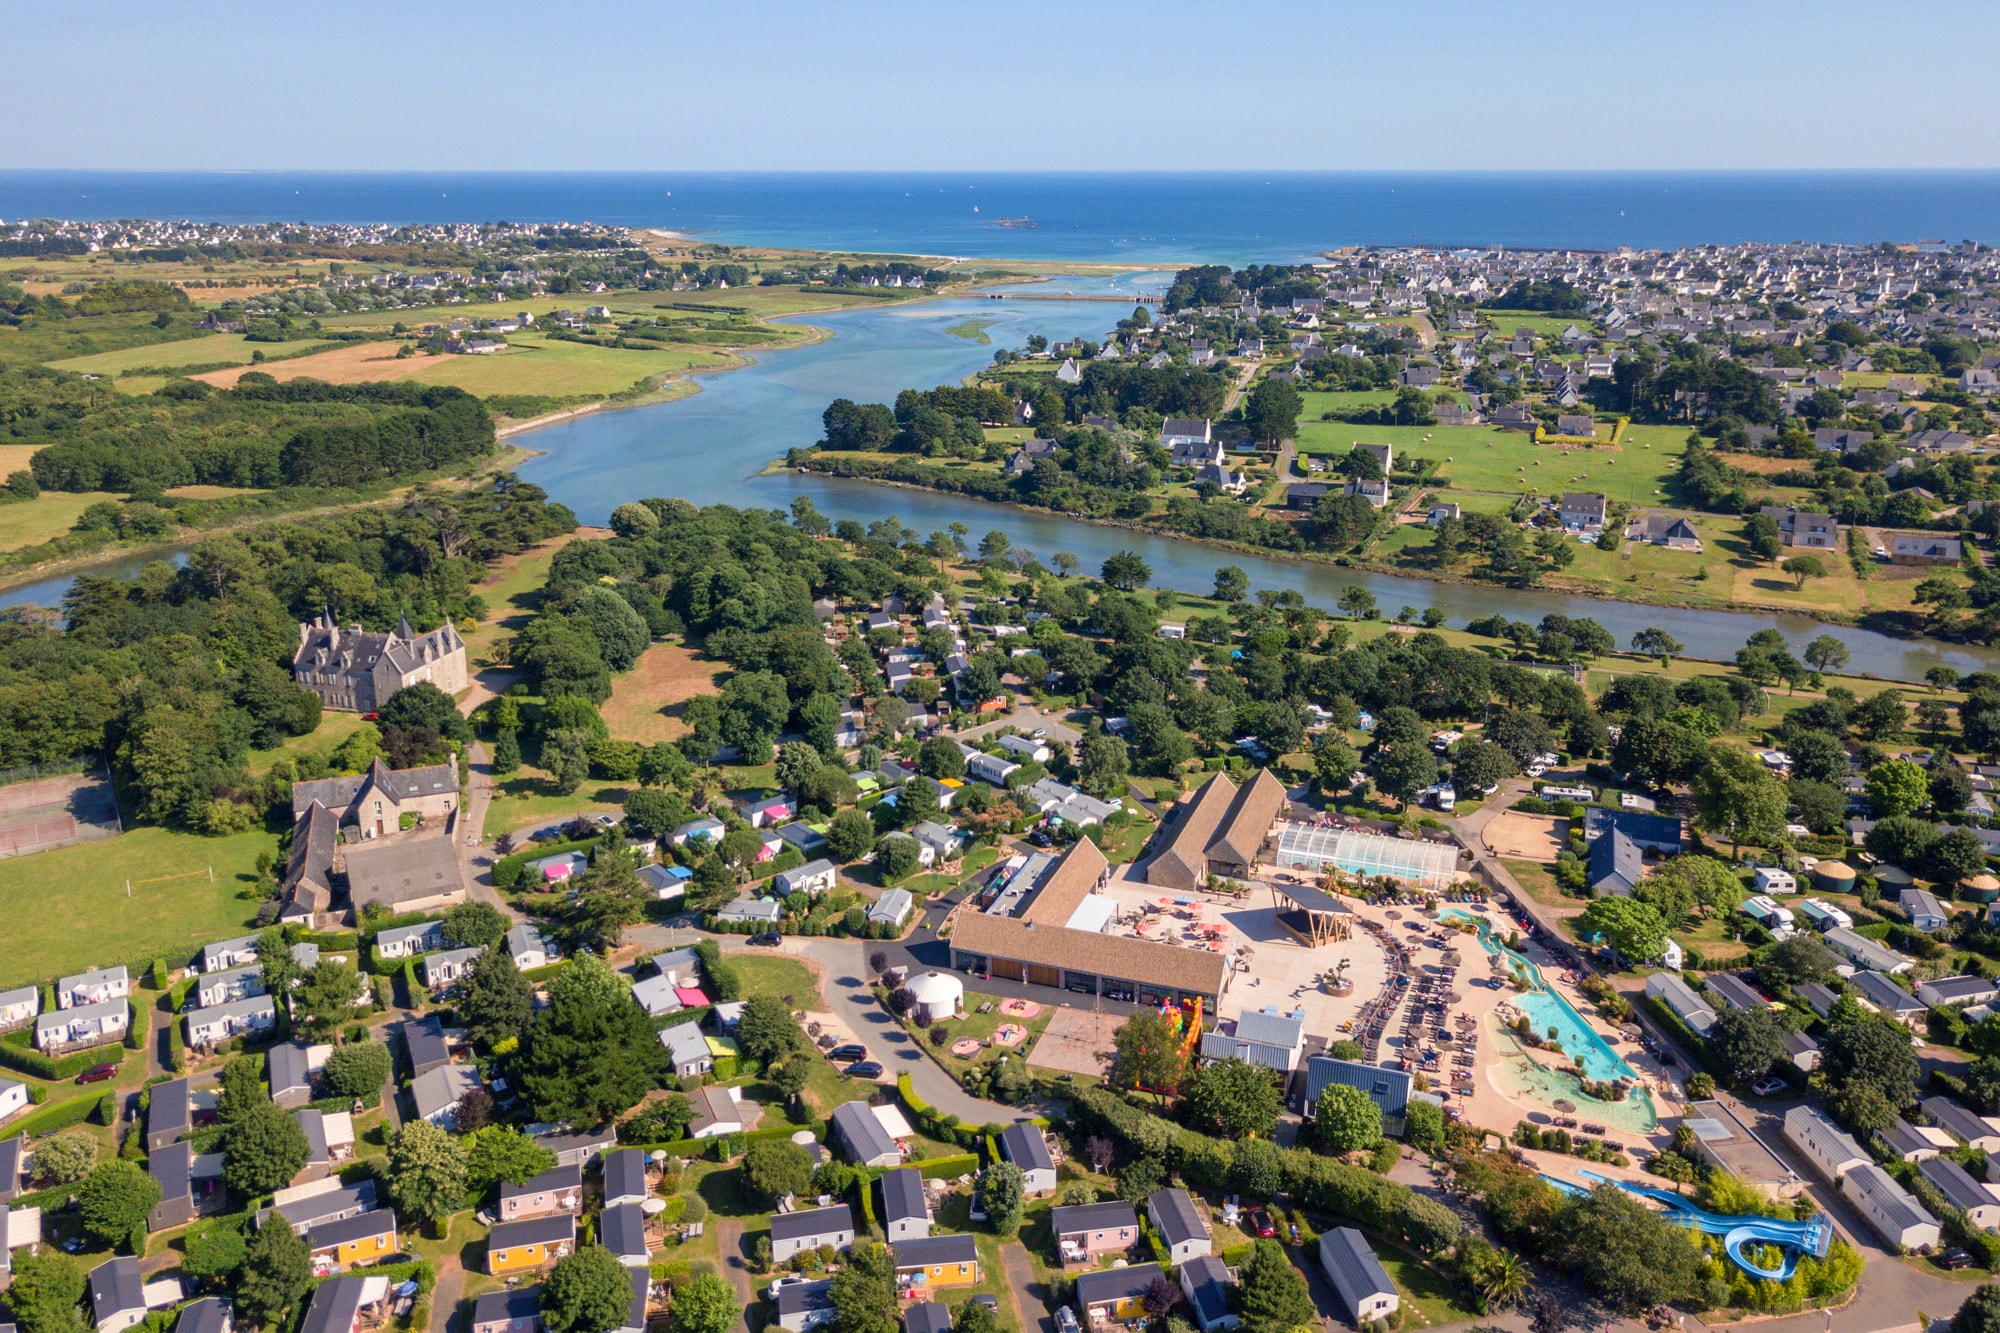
[0, 827, 275, 988]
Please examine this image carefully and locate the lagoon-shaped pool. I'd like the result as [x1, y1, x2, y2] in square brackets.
[1441, 909, 1658, 1132]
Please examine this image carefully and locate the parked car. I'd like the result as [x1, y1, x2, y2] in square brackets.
[830, 1044, 868, 1061]
[1248, 1206, 1275, 1238]
[768, 1277, 809, 1300]
[1026, 830, 1052, 848]
[1941, 1249, 1975, 1271]
[76, 1063, 117, 1085]
[846, 1061, 884, 1079]
[594, 814, 616, 827]
[1750, 1077, 1788, 1098]
[1056, 1308, 1081, 1333]
[748, 932, 783, 947]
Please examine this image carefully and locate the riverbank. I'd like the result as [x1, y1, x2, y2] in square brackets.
[0, 443, 542, 600]
[778, 456, 1955, 642]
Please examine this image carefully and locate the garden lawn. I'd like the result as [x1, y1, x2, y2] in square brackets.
[1500, 859, 1574, 913]
[903, 989, 1058, 1081]
[728, 954, 824, 1008]
[900, 845, 1002, 899]
[246, 710, 375, 777]
[0, 827, 274, 989]
[1373, 1244, 1483, 1327]
[488, 774, 630, 833]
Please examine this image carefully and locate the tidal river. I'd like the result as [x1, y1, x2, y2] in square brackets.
[5, 276, 1991, 683]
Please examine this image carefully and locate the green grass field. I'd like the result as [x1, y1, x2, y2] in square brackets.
[404, 333, 725, 397]
[46, 333, 259, 375]
[1474, 310, 1598, 341]
[1300, 389, 1466, 414]
[0, 491, 124, 554]
[727, 954, 823, 1008]
[0, 828, 275, 987]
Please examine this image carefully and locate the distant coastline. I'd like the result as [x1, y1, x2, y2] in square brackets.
[9, 170, 2000, 260]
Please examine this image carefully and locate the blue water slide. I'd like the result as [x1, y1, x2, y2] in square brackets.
[1536, 1171, 1831, 1281]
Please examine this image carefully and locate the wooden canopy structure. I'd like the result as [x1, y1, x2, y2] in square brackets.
[1269, 880, 1354, 948]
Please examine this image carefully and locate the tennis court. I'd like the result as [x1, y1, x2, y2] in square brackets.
[1272, 824, 1461, 888]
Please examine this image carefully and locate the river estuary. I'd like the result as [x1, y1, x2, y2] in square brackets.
[4, 274, 1994, 683]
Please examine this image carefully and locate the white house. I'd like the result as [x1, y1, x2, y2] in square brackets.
[184, 996, 278, 1050]
[420, 947, 484, 990]
[0, 986, 38, 1033]
[1783, 1106, 1870, 1183]
[1318, 1228, 1399, 1324]
[867, 889, 914, 929]
[0, 1079, 29, 1125]
[36, 997, 129, 1051]
[374, 920, 445, 960]
[1901, 888, 1950, 932]
[658, 1022, 714, 1080]
[965, 752, 1020, 787]
[773, 860, 838, 897]
[1825, 927, 1915, 974]
[1921, 975, 2000, 1009]
[1841, 1162, 1940, 1250]
[1644, 973, 1716, 1036]
[57, 965, 128, 1010]
[506, 924, 552, 970]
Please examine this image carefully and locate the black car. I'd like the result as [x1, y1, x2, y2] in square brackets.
[846, 1061, 885, 1078]
[748, 932, 783, 947]
[1941, 1249, 1975, 1271]
[1026, 830, 1052, 848]
[830, 1044, 868, 1061]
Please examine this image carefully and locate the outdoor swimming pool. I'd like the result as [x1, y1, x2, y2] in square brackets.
[1441, 909, 1659, 1131]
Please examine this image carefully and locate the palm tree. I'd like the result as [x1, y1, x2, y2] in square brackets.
[1474, 1249, 1530, 1312]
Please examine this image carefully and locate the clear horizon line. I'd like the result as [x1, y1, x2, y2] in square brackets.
[8, 165, 2000, 177]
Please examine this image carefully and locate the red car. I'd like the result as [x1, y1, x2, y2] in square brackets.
[1248, 1207, 1276, 1238]
[76, 1063, 117, 1085]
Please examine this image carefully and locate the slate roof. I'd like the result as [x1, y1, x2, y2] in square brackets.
[603, 1148, 647, 1206]
[1182, 1254, 1233, 1326]
[89, 1257, 145, 1323]
[770, 1204, 852, 1244]
[904, 1304, 953, 1333]
[1075, 1264, 1163, 1308]
[599, 1201, 648, 1259]
[890, 1234, 978, 1268]
[832, 1101, 901, 1165]
[880, 1167, 928, 1227]
[299, 1276, 370, 1333]
[999, 1123, 1054, 1175]
[1051, 1200, 1138, 1236]
[1587, 826, 1645, 896]
[345, 834, 466, 911]
[1921, 1155, 1998, 1213]
[1319, 1227, 1397, 1312]
[1148, 1188, 1205, 1247]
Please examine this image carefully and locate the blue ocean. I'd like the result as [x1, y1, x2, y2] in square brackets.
[4, 170, 2000, 261]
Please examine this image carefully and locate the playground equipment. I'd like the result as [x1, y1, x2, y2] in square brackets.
[1136, 997, 1204, 1095]
[1539, 1172, 1831, 1281]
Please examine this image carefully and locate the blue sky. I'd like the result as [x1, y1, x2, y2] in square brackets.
[7, 0, 1998, 171]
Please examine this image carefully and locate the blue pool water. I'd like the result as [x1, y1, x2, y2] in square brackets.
[1440, 909, 1641, 1085]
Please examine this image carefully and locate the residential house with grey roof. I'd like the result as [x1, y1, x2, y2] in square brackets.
[831, 1101, 902, 1168]
[770, 1204, 854, 1262]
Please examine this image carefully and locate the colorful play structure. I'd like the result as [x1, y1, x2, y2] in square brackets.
[1137, 997, 1205, 1094]
[1540, 1171, 1831, 1281]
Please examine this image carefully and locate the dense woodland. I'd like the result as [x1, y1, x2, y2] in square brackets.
[0, 479, 571, 831]
[7, 371, 496, 491]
